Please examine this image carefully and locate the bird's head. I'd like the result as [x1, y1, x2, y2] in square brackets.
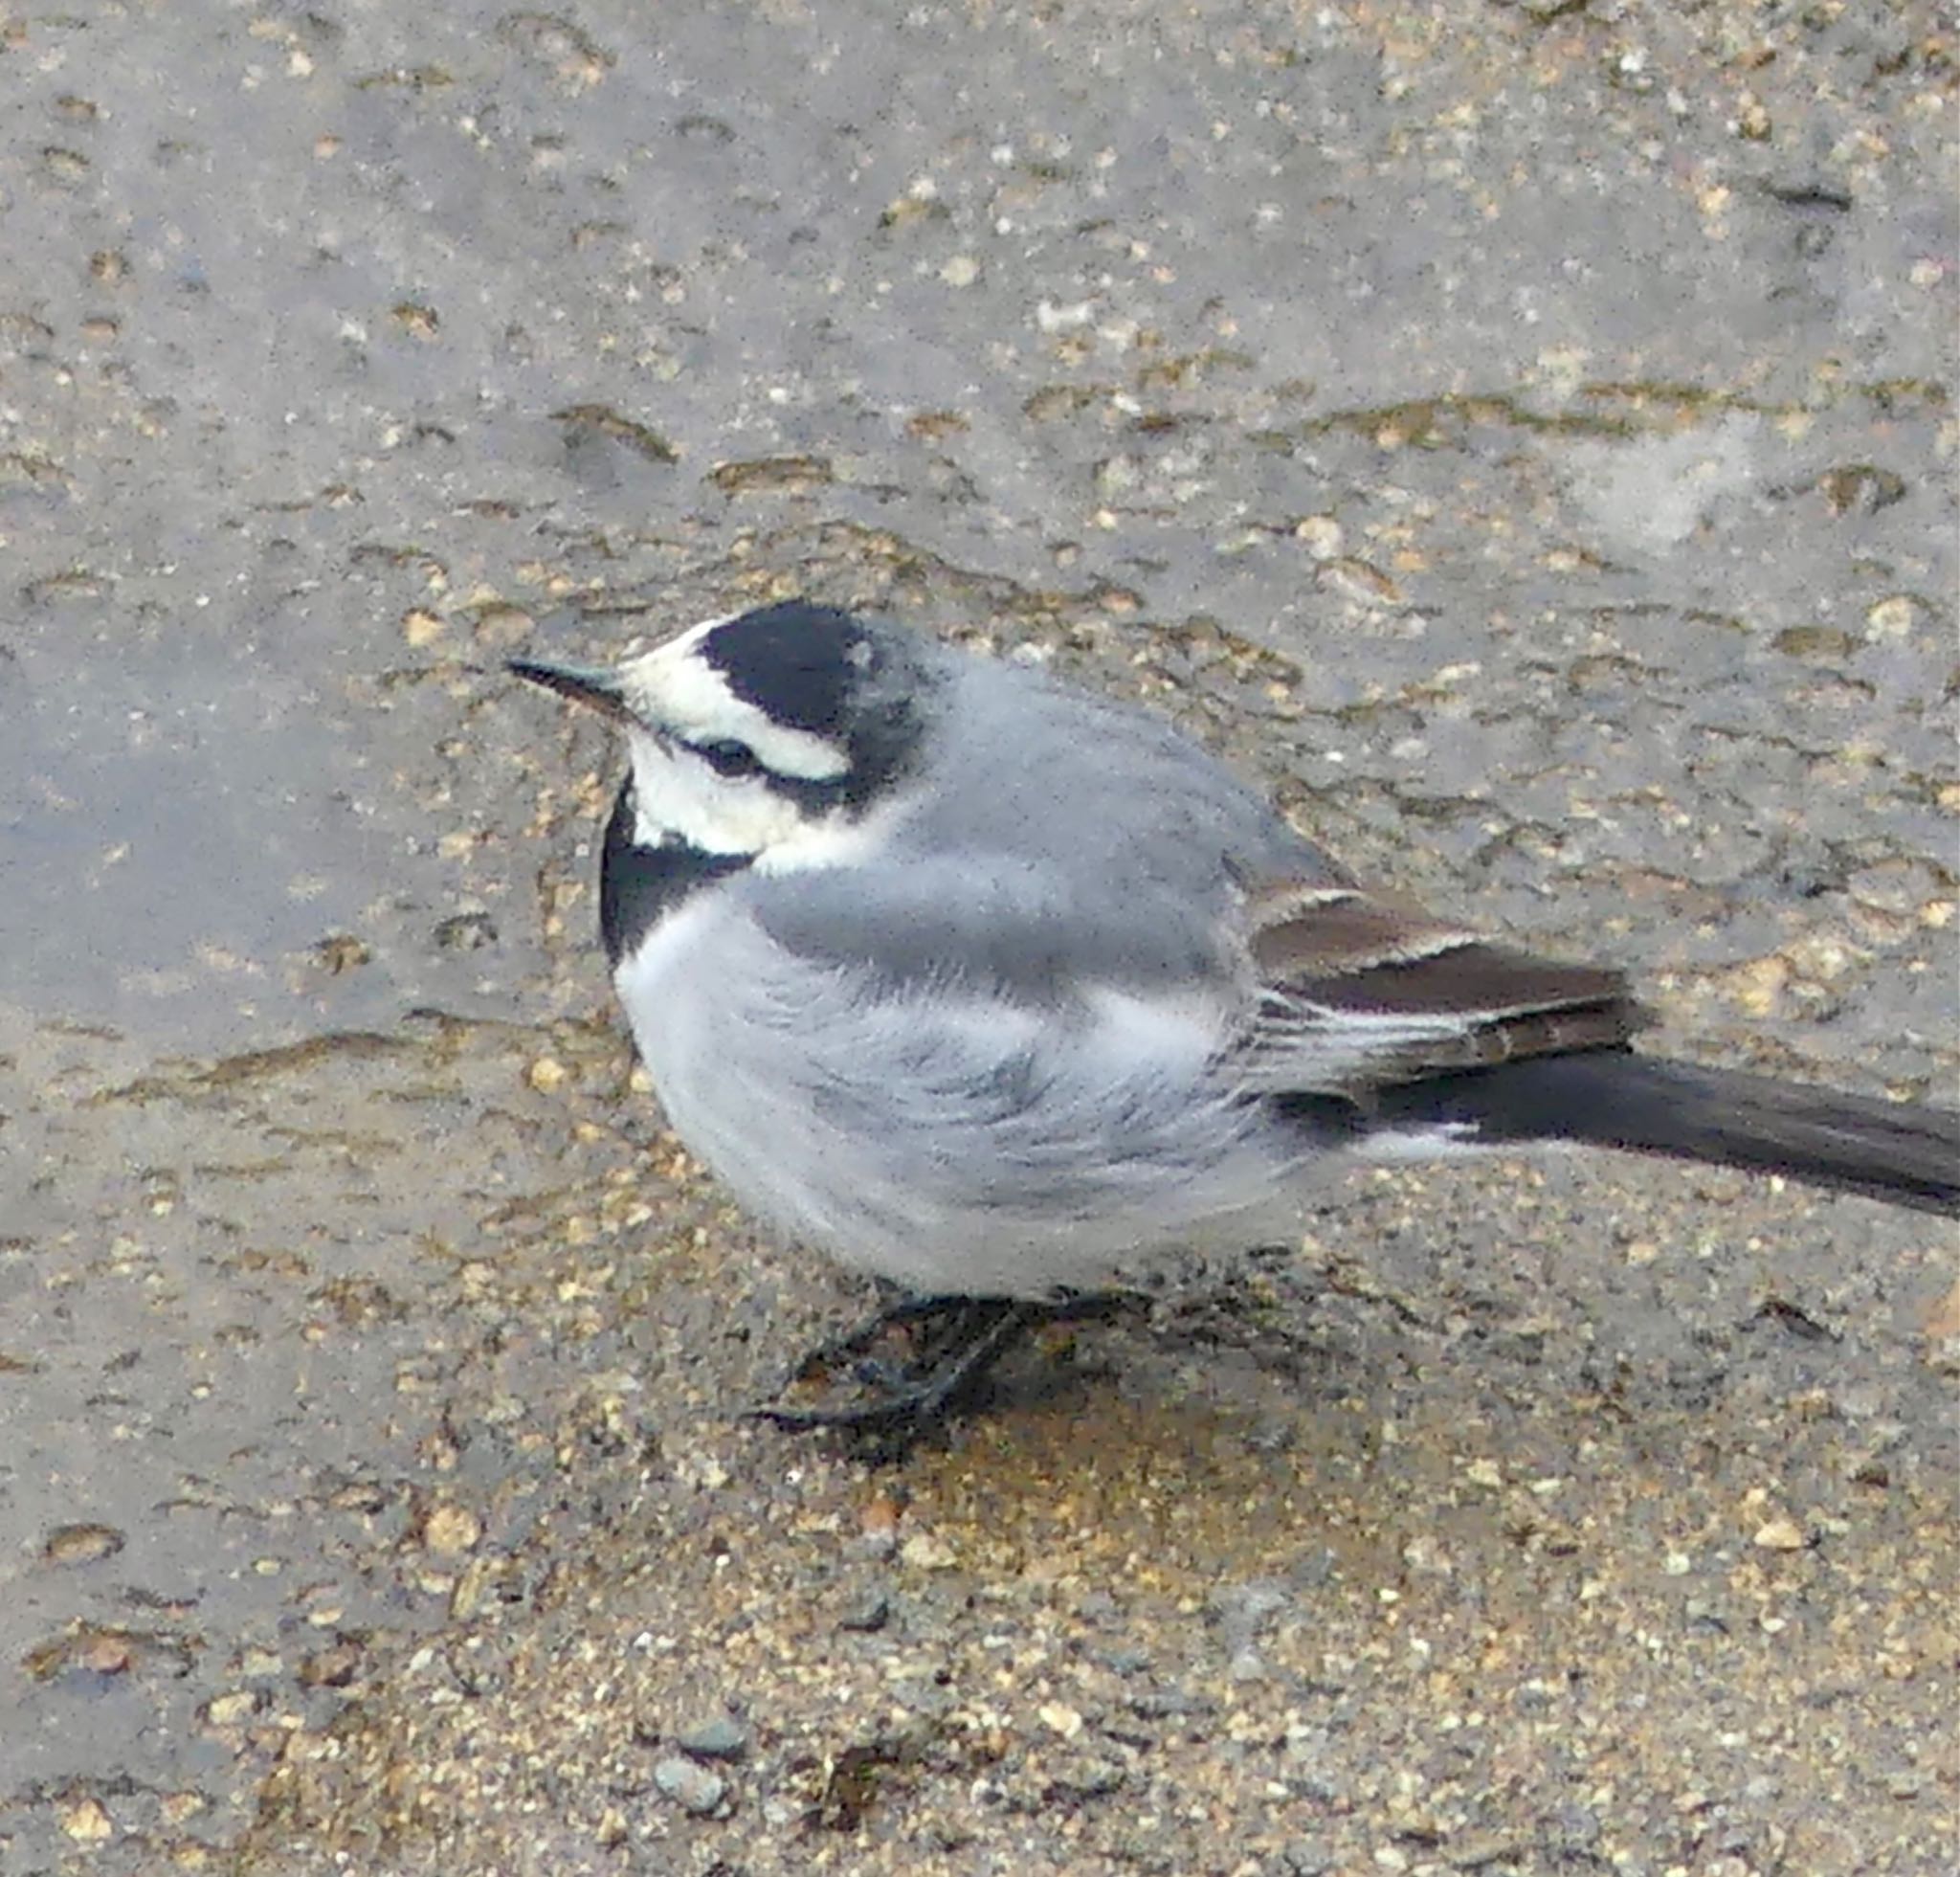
[510, 600, 936, 866]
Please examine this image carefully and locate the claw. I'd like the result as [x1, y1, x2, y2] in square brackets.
[747, 1290, 1136, 1449]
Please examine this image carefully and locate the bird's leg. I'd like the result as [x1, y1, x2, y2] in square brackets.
[750, 1297, 1031, 1435]
[768, 1289, 985, 1390]
[749, 1291, 1132, 1441]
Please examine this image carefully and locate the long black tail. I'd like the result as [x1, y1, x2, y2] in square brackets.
[1372, 1052, 1960, 1216]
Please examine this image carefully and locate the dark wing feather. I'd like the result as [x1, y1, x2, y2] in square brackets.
[1232, 880, 1647, 1095]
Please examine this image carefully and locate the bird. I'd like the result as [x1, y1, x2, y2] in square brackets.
[510, 599, 1960, 1435]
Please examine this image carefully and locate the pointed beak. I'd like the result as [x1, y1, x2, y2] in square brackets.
[506, 658, 635, 724]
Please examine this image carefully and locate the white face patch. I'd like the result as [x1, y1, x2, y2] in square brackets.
[614, 620, 851, 784]
[625, 726, 893, 877]
[626, 727, 813, 858]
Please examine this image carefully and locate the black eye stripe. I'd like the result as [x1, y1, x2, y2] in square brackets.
[692, 738, 764, 779]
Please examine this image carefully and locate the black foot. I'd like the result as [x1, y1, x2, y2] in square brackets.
[748, 1290, 1135, 1446]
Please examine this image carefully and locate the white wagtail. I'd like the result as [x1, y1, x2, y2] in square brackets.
[511, 600, 1959, 1432]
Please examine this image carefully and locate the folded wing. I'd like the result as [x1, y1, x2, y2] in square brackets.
[1229, 879, 1645, 1097]
[1233, 879, 1960, 1215]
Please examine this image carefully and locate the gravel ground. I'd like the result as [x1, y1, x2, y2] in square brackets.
[2, 4, 1954, 1874]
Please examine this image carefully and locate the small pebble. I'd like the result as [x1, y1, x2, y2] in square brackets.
[1752, 1516, 1806, 1553]
[61, 1799, 113, 1843]
[654, 1755, 726, 1816]
[421, 1503, 481, 1556]
[1037, 1701, 1083, 1739]
[856, 1492, 902, 1559]
[1863, 594, 1919, 640]
[1293, 514, 1342, 560]
[1281, 1842, 1334, 1876]
[899, 1531, 955, 1570]
[679, 1717, 749, 1761]
[78, 1633, 134, 1675]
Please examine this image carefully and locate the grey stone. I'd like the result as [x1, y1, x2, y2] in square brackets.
[653, 1756, 726, 1817]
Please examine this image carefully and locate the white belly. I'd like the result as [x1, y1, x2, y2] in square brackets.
[612, 898, 1312, 1297]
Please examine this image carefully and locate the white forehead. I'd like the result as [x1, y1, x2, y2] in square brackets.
[615, 614, 850, 782]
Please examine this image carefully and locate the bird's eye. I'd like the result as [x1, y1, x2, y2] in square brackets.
[696, 738, 763, 779]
